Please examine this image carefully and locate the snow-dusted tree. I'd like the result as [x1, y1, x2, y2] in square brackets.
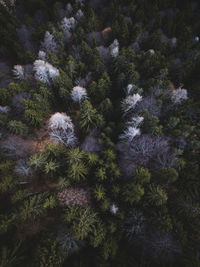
[171, 88, 188, 104]
[48, 113, 77, 147]
[61, 17, 76, 32]
[121, 94, 142, 114]
[66, 3, 73, 14]
[41, 31, 57, 53]
[110, 204, 118, 214]
[171, 37, 177, 46]
[126, 116, 144, 127]
[38, 50, 46, 60]
[126, 84, 133, 95]
[113, 39, 119, 47]
[33, 60, 59, 84]
[0, 105, 10, 114]
[148, 49, 155, 55]
[76, 9, 83, 20]
[71, 86, 87, 103]
[13, 65, 25, 80]
[110, 39, 119, 57]
[49, 112, 74, 130]
[124, 84, 143, 96]
[119, 126, 141, 143]
[0, 0, 16, 11]
[50, 129, 77, 147]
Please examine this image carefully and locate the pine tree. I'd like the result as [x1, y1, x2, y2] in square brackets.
[45, 161, 59, 174]
[93, 184, 106, 201]
[68, 162, 88, 182]
[146, 184, 168, 206]
[0, 243, 22, 267]
[123, 183, 144, 204]
[29, 153, 47, 170]
[8, 120, 29, 136]
[80, 100, 104, 132]
[0, 176, 18, 193]
[71, 207, 98, 240]
[67, 147, 86, 165]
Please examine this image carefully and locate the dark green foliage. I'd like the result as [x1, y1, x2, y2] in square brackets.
[80, 100, 104, 132]
[132, 167, 151, 184]
[154, 168, 179, 184]
[146, 184, 168, 206]
[8, 120, 29, 136]
[35, 237, 65, 267]
[0, 1, 200, 266]
[123, 183, 144, 204]
[65, 206, 99, 240]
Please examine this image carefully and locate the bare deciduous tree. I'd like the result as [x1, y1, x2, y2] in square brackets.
[171, 88, 188, 104]
[0, 105, 10, 114]
[41, 31, 57, 53]
[33, 60, 59, 84]
[119, 126, 141, 143]
[110, 39, 119, 57]
[48, 113, 77, 147]
[122, 94, 142, 114]
[13, 65, 25, 80]
[71, 86, 87, 103]
[135, 96, 161, 116]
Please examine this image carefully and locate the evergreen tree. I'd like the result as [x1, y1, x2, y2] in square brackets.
[80, 100, 104, 132]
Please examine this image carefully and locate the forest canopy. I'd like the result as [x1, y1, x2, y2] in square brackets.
[0, 0, 200, 266]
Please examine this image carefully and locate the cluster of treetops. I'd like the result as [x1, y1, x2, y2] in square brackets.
[0, 0, 200, 266]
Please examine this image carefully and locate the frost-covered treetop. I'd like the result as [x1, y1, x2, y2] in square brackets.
[110, 39, 119, 58]
[126, 84, 134, 95]
[113, 39, 119, 47]
[49, 112, 74, 131]
[171, 37, 177, 46]
[171, 88, 188, 104]
[33, 60, 60, 84]
[110, 204, 118, 214]
[71, 86, 87, 103]
[13, 65, 25, 80]
[66, 3, 73, 13]
[122, 94, 142, 114]
[110, 46, 119, 57]
[48, 113, 77, 147]
[61, 17, 76, 32]
[38, 50, 46, 60]
[126, 116, 144, 127]
[119, 126, 141, 143]
[76, 9, 84, 20]
[0, 105, 10, 114]
[124, 84, 143, 96]
[41, 31, 57, 53]
[148, 49, 155, 55]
